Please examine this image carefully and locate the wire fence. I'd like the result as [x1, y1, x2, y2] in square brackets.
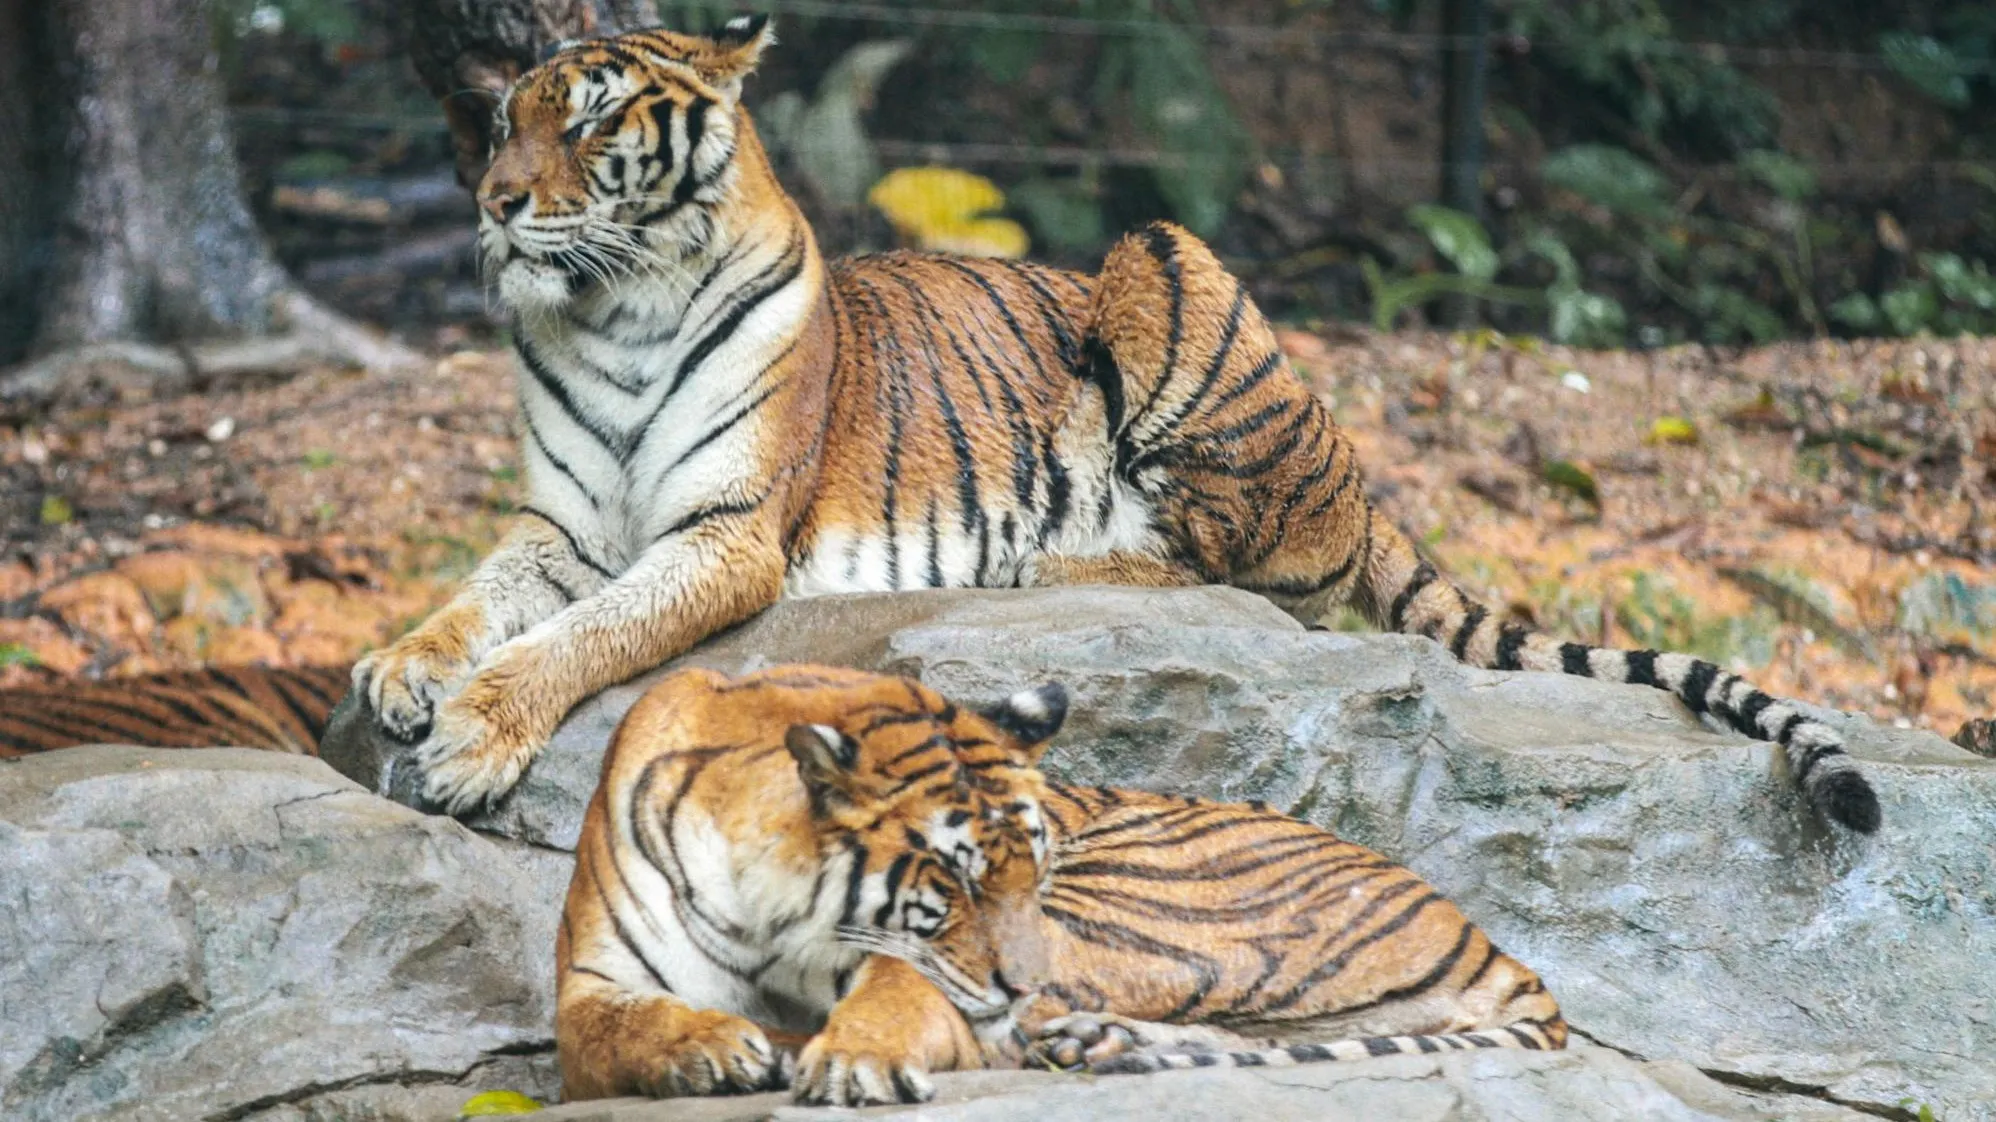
[230, 0, 1996, 340]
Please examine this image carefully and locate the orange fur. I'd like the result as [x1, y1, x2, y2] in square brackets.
[12, 19, 1881, 836]
[558, 664, 1562, 1106]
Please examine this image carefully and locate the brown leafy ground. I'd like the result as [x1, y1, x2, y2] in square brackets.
[2, 332, 1992, 742]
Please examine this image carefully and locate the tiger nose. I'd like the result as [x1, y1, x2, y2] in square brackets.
[992, 968, 1036, 1000]
[480, 190, 530, 224]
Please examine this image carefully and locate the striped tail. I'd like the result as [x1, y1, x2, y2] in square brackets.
[0, 665, 351, 757]
[1347, 507, 1881, 833]
[1091, 1017, 1568, 1075]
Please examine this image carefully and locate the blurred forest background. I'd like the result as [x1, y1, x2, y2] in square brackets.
[0, 0, 1992, 748]
[11, 0, 1996, 355]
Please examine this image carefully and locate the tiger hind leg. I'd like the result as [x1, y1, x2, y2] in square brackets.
[1027, 1011, 1568, 1076]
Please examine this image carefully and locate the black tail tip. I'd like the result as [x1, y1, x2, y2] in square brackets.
[1822, 771, 1882, 834]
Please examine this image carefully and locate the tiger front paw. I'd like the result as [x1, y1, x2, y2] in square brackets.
[792, 1030, 936, 1106]
[648, 1010, 788, 1098]
[398, 648, 560, 815]
[353, 637, 473, 745]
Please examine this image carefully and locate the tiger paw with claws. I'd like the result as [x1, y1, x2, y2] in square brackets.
[792, 1026, 937, 1106]
[648, 1010, 789, 1097]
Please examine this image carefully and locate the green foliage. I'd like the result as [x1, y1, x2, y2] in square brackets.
[1095, 6, 1249, 236]
[1504, 0, 1778, 153]
[216, 0, 360, 44]
[1408, 205, 1498, 280]
[1364, 208, 1624, 346]
[0, 644, 41, 670]
[1541, 459, 1600, 508]
[1542, 145, 1671, 219]
[1737, 150, 1817, 201]
[1009, 177, 1106, 253]
[1527, 231, 1629, 347]
[1831, 253, 1996, 336]
[1897, 1098, 1941, 1122]
[1880, 33, 1973, 106]
[275, 151, 352, 183]
[1616, 571, 1779, 669]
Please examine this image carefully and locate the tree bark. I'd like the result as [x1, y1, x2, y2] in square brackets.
[2, 0, 420, 404]
[38, 0, 290, 350]
[0, 0, 58, 366]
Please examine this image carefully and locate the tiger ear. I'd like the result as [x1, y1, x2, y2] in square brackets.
[786, 722, 859, 808]
[694, 14, 774, 99]
[979, 683, 1068, 761]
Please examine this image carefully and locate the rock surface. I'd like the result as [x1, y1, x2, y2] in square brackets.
[323, 587, 1996, 1121]
[0, 746, 566, 1122]
[528, 1048, 1873, 1122]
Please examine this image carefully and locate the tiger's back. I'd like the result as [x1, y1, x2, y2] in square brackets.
[0, 665, 349, 757]
[1029, 781, 1565, 1069]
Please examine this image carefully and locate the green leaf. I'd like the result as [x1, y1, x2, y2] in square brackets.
[1880, 33, 1971, 107]
[0, 644, 41, 669]
[1881, 284, 1940, 335]
[301, 449, 337, 470]
[39, 495, 72, 525]
[1542, 460, 1600, 507]
[1009, 178, 1105, 254]
[1407, 205, 1497, 280]
[1828, 293, 1882, 331]
[276, 150, 352, 183]
[965, 29, 1042, 84]
[1542, 145, 1670, 220]
[1737, 150, 1816, 201]
[1922, 253, 1996, 310]
[1107, 24, 1250, 236]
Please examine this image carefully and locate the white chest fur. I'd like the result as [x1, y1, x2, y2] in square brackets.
[511, 238, 811, 568]
[610, 799, 866, 1033]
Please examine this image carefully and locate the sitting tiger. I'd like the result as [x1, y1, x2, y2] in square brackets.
[324, 15, 1877, 834]
[558, 664, 1566, 1106]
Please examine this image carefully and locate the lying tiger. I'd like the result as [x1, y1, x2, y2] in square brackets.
[559, 664, 1566, 1106]
[3, 15, 1880, 837]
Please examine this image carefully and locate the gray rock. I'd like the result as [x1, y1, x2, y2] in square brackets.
[322, 587, 1996, 1120]
[528, 1047, 1874, 1122]
[0, 747, 565, 1122]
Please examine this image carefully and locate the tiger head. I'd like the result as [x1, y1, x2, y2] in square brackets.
[781, 675, 1069, 1036]
[475, 16, 778, 312]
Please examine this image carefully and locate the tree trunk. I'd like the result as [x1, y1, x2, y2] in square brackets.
[0, 0, 58, 367]
[37, 0, 289, 350]
[401, 0, 655, 191]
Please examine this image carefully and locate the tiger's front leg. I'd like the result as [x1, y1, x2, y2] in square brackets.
[793, 956, 985, 1106]
[353, 512, 608, 745]
[410, 514, 786, 814]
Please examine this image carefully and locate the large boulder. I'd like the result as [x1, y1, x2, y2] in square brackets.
[324, 587, 1996, 1121]
[0, 747, 567, 1122]
[526, 1048, 1874, 1122]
